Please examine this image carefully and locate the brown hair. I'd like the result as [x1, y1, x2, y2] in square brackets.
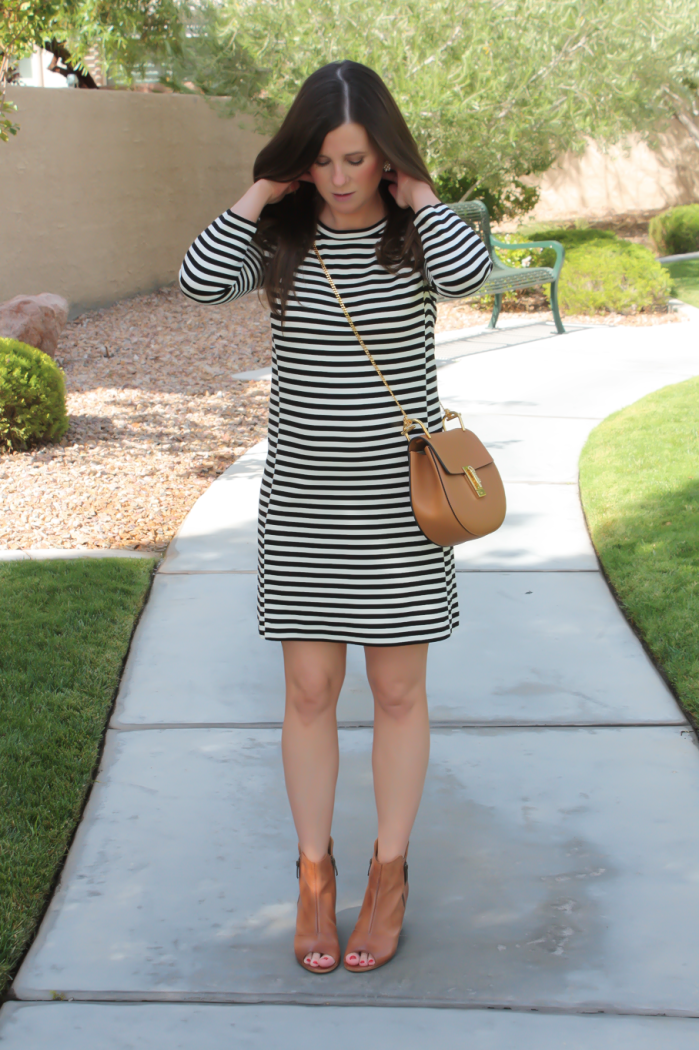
[252, 61, 435, 320]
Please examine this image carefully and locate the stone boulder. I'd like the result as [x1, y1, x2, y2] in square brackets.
[0, 293, 69, 357]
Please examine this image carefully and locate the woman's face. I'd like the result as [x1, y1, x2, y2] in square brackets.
[308, 122, 384, 217]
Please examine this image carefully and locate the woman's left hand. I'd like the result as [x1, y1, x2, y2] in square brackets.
[383, 168, 440, 212]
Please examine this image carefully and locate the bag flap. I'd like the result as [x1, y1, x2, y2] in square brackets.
[411, 428, 493, 474]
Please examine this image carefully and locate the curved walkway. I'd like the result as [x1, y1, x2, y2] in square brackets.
[3, 316, 699, 1047]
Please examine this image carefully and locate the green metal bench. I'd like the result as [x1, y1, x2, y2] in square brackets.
[443, 200, 566, 334]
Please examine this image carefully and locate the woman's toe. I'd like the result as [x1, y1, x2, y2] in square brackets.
[304, 951, 334, 969]
[346, 952, 358, 965]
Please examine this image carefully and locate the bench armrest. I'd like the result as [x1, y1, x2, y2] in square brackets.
[490, 235, 565, 280]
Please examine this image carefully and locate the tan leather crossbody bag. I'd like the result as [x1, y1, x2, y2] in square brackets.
[314, 244, 507, 547]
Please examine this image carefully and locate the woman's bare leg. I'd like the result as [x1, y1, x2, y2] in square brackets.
[345, 642, 430, 968]
[282, 639, 346, 969]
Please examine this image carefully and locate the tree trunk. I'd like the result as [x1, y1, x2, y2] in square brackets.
[676, 111, 699, 151]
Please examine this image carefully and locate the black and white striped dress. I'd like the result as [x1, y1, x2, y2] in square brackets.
[180, 203, 492, 645]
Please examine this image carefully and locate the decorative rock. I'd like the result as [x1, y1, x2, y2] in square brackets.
[0, 293, 69, 357]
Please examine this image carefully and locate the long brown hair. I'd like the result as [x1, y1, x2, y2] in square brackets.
[252, 61, 435, 320]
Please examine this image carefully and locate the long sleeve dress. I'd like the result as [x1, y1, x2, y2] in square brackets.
[179, 202, 492, 645]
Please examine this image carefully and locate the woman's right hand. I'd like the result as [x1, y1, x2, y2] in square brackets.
[258, 177, 302, 205]
[231, 174, 313, 224]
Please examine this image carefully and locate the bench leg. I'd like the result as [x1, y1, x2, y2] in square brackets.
[550, 281, 566, 334]
[488, 294, 502, 329]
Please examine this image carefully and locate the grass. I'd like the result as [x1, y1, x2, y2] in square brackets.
[579, 377, 699, 724]
[667, 258, 699, 309]
[0, 557, 156, 998]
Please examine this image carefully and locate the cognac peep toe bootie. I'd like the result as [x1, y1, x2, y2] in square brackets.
[294, 838, 340, 973]
[344, 840, 409, 972]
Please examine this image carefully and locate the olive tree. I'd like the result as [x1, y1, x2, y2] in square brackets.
[181, 0, 698, 218]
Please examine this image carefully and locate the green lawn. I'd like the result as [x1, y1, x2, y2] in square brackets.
[667, 258, 699, 308]
[0, 557, 156, 997]
[579, 377, 699, 724]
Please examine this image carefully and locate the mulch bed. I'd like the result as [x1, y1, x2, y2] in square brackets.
[0, 287, 271, 552]
[436, 297, 685, 330]
[0, 283, 685, 552]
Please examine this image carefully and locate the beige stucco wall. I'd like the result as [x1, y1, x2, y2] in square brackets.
[1, 87, 267, 318]
[2, 88, 697, 316]
[524, 120, 699, 223]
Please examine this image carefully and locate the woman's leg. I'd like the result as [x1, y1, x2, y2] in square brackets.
[282, 640, 346, 969]
[345, 642, 430, 967]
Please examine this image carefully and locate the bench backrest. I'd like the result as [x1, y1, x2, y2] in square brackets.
[447, 200, 493, 253]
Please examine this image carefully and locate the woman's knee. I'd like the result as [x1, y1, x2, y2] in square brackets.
[286, 670, 341, 723]
[283, 641, 345, 724]
[369, 672, 424, 719]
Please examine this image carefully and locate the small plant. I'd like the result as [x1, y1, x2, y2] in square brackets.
[649, 204, 699, 256]
[491, 232, 549, 270]
[436, 171, 540, 224]
[469, 232, 550, 310]
[0, 338, 69, 451]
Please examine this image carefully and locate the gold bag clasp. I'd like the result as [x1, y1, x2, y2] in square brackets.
[402, 417, 432, 440]
[442, 407, 466, 431]
[463, 465, 486, 498]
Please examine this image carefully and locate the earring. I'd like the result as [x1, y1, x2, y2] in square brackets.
[383, 162, 392, 172]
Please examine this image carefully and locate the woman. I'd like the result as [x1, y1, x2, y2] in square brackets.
[180, 60, 492, 975]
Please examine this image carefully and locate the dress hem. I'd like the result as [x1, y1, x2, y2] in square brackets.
[258, 626, 458, 646]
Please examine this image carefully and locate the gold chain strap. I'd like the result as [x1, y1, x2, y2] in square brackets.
[313, 242, 431, 440]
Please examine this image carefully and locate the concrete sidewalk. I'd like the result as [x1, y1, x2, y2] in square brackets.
[3, 317, 699, 1047]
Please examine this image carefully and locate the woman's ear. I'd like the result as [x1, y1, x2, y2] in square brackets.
[298, 172, 315, 183]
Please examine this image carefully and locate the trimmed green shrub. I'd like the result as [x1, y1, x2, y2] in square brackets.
[0, 338, 69, 452]
[523, 228, 671, 315]
[650, 204, 699, 256]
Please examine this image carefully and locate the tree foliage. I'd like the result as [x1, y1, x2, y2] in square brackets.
[3, 0, 698, 222]
[181, 0, 699, 217]
[0, 0, 185, 139]
[0, 2, 61, 140]
[59, 0, 186, 83]
[162, 1, 267, 104]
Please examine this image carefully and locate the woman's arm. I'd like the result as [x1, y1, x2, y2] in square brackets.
[413, 203, 493, 299]
[179, 179, 301, 305]
[386, 171, 493, 299]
